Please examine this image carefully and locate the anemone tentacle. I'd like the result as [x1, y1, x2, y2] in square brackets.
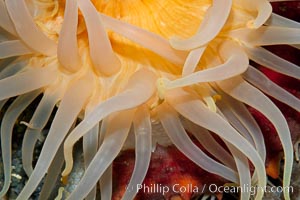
[215, 88, 267, 162]
[183, 120, 237, 170]
[244, 66, 300, 112]
[157, 102, 239, 183]
[0, 40, 33, 59]
[121, 105, 152, 200]
[57, 0, 81, 72]
[0, 90, 41, 197]
[223, 142, 251, 200]
[159, 41, 249, 90]
[0, 0, 299, 199]
[38, 140, 65, 200]
[99, 13, 187, 66]
[99, 165, 113, 200]
[230, 26, 300, 46]
[62, 68, 157, 176]
[217, 100, 256, 148]
[182, 46, 206, 76]
[266, 13, 300, 28]
[0, 57, 28, 79]
[234, 0, 272, 28]
[244, 46, 300, 79]
[78, 0, 120, 76]
[66, 110, 135, 200]
[218, 76, 293, 200]
[0, 66, 57, 101]
[82, 111, 99, 200]
[16, 75, 94, 200]
[166, 89, 267, 199]
[5, 0, 57, 55]
[22, 86, 65, 176]
[0, 0, 17, 36]
[169, 0, 232, 50]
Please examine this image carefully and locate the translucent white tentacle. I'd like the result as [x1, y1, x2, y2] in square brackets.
[160, 41, 248, 89]
[265, 13, 300, 28]
[244, 66, 300, 112]
[0, 0, 17, 36]
[78, 0, 120, 75]
[167, 89, 266, 199]
[158, 103, 239, 183]
[245, 46, 300, 79]
[218, 76, 293, 200]
[100, 165, 113, 200]
[122, 105, 152, 200]
[0, 58, 28, 79]
[251, 0, 272, 28]
[58, 0, 81, 72]
[98, 118, 108, 149]
[182, 120, 236, 170]
[100, 13, 187, 66]
[0, 66, 57, 101]
[0, 90, 41, 198]
[0, 57, 16, 72]
[5, 0, 57, 55]
[83, 120, 99, 169]
[182, 46, 206, 76]
[62, 68, 157, 176]
[224, 142, 251, 200]
[83, 120, 99, 200]
[170, 0, 232, 50]
[0, 40, 33, 59]
[216, 108, 253, 199]
[99, 119, 112, 200]
[230, 27, 300, 46]
[235, 0, 272, 28]
[38, 143, 65, 200]
[16, 75, 93, 200]
[22, 87, 64, 176]
[215, 88, 266, 162]
[217, 101, 255, 147]
[65, 110, 135, 200]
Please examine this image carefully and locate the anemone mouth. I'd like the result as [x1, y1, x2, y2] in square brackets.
[0, 0, 299, 200]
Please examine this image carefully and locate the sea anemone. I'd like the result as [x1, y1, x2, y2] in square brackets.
[0, 0, 299, 199]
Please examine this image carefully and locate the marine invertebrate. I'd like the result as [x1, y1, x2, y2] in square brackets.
[0, 0, 299, 199]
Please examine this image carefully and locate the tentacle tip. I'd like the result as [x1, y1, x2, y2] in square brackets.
[246, 20, 257, 29]
[54, 187, 65, 200]
[61, 175, 69, 185]
[61, 168, 71, 178]
[61, 152, 73, 177]
[94, 54, 121, 77]
[107, 56, 122, 76]
[247, 18, 267, 29]
[156, 78, 170, 100]
[169, 36, 186, 50]
[150, 98, 164, 110]
[213, 94, 222, 102]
